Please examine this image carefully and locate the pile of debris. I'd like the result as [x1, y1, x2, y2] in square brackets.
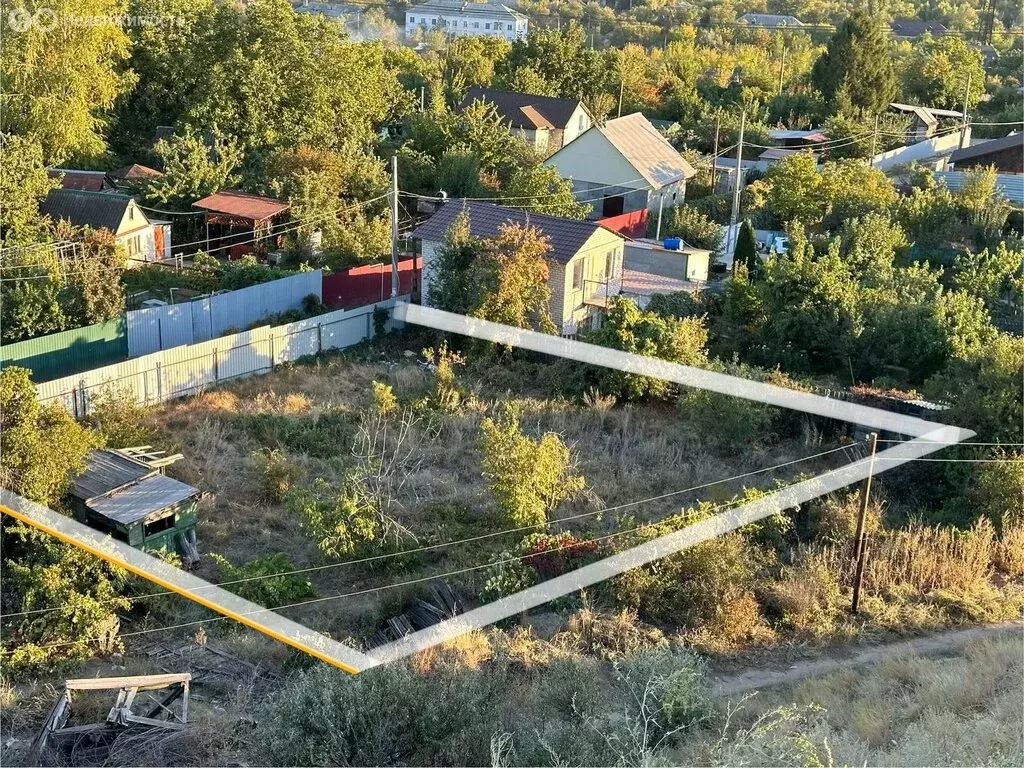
[367, 582, 461, 649]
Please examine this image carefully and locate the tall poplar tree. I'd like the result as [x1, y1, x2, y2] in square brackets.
[811, 10, 896, 117]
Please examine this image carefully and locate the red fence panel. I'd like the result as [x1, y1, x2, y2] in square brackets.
[322, 257, 420, 309]
[597, 209, 649, 239]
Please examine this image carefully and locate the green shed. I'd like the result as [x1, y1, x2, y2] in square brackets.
[69, 449, 200, 566]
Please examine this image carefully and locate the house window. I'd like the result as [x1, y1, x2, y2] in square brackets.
[507, 24, 513, 30]
[485, 22, 491, 29]
[473, 21, 479, 28]
[579, 114, 586, 131]
[144, 513, 175, 538]
[605, 250, 616, 278]
[463, 20, 467, 26]
[431, 18, 436, 25]
[572, 261, 584, 290]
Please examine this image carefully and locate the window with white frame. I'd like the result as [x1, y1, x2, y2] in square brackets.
[485, 22, 491, 29]
[605, 249, 616, 278]
[572, 260, 584, 290]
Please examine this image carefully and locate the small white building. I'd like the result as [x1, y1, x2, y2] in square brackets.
[545, 112, 697, 220]
[405, 0, 528, 41]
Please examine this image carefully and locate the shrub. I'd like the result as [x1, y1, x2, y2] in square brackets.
[556, 605, 667, 661]
[659, 205, 725, 253]
[249, 448, 303, 502]
[762, 551, 843, 634]
[285, 478, 383, 559]
[85, 384, 153, 448]
[422, 341, 464, 412]
[208, 552, 315, 608]
[480, 404, 585, 527]
[371, 380, 398, 415]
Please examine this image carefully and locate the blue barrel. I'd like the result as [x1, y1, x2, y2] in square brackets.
[663, 237, 682, 251]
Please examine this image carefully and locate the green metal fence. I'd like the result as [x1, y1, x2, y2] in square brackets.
[0, 318, 128, 382]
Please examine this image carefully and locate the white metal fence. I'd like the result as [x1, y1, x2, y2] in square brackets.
[38, 300, 400, 418]
[126, 271, 323, 357]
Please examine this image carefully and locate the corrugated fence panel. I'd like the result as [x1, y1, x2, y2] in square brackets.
[0, 318, 128, 383]
[36, 299, 399, 417]
[932, 171, 1024, 205]
[126, 271, 323, 357]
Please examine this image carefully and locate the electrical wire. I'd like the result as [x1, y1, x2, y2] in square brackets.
[0, 442, 858, 621]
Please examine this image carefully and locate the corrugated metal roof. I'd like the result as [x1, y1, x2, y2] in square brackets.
[47, 169, 113, 192]
[949, 133, 1023, 163]
[597, 113, 697, 189]
[410, 0, 526, 20]
[39, 189, 135, 231]
[109, 163, 162, 182]
[71, 449, 155, 501]
[192, 190, 290, 221]
[88, 473, 199, 525]
[411, 201, 617, 264]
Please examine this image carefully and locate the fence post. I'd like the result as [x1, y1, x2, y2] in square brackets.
[269, 330, 275, 369]
[213, 348, 220, 382]
[317, 322, 323, 354]
[155, 361, 163, 403]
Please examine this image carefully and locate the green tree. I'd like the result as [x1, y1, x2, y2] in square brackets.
[0, 0, 135, 163]
[469, 223, 555, 332]
[480, 404, 584, 528]
[952, 242, 1024, 319]
[811, 10, 896, 117]
[502, 163, 591, 220]
[0, 134, 59, 245]
[497, 22, 608, 100]
[901, 35, 985, 112]
[659, 205, 725, 253]
[763, 152, 826, 228]
[142, 131, 242, 210]
[586, 297, 709, 401]
[427, 212, 481, 314]
[0, 367, 94, 506]
[735, 220, 759, 276]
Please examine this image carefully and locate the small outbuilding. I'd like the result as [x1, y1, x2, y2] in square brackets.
[192, 189, 290, 260]
[68, 448, 200, 565]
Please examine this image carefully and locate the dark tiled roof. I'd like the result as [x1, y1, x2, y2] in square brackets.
[39, 188, 135, 232]
[411, 201, 612, 264]
[889, 18, 948, 36]
[192, 189, 290, 220]
[949, 133, 1024, 164]
[460, 87, 585, 130]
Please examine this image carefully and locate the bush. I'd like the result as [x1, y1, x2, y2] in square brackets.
[659, 204, 725, 253]
[285, 477, 383, 559]
[762, 551, 843, 634]
[208, 552, 315, 608]
[371, 380, 398, 415]
[250, 448, 303, 502]
[480, 404, 584, 527]
[85, 385, 153, 448]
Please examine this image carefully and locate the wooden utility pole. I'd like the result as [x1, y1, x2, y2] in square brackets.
[711, 114, 721, 193]
[390, 155, 400, 300]
[777, 47, 786, 96]
[729, 110, 746, 276]
[850, 432, 879, 615]
[958, 71, 973, 150]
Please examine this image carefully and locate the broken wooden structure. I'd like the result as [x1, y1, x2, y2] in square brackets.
[368, 582, 461, 648]
[30, 673, 190, 763]
[67, 447, 201, 565]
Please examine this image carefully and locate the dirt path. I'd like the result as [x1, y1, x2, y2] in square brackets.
[710, 620, 1024, 698]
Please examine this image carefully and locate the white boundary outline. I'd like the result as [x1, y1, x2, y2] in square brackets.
[0, 304, 974, 673]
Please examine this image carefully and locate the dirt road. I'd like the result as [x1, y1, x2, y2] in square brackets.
[710, 620, 1024, 698]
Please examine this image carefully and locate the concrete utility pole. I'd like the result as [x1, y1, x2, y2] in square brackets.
[420, 86, 425, 113]
[958, 71, 973, 150]
[850, 432, 879, 615]
[729, 110, 746, 274]
[618, 78, 624, 118]
[710, 113, 721, 193]
[777, 47, 786, 96]
[655, 192, 665, 240]
[869, 114, 880, 167]
[390, 155, 399, 300]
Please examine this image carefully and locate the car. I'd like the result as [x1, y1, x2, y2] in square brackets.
[770, 235, 790, 256]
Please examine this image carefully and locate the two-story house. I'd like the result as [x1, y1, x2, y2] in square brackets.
[458, 87, 592, 154]
[411, 201, 625, 335]
[405, 0, 527, 41]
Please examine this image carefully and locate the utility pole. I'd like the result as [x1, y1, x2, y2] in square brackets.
[958, 71, 973, 150]
[869, 114, 880, 167]
[729, 110, 746, 276]
[617, 78, 624, 118]
[710, 113, 721, 193]
[655, 192, 665, 240]
[390, 155, 399, 300]
[850, 432, 879, 616]
[777, 47, 786, 96]
[420, 86, 425, 113]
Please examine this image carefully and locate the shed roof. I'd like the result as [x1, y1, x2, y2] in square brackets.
[411, 201, 618, 264]
[758, 147, 817, 161]
[39, 189, 139, 233]
[192, 190, 290, 221]
[88, 473, 199, 525]
[889, 18, 948, 37]
[949, 133, 1024, 163]
[109, 163, 162, 183]
[71, 449, 156, 501]
[737, 12, 804, 27]
[460, 87, 585, 130]
[47, 169, 113, 192]
[596, 112, 697, 188]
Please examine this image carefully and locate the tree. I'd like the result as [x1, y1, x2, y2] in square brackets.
[659, 205, 725, 253]
[469, 223, 555, 332]
[763, 152, 826, 227]
[142, 131, 242, 210]
[427, 212, 481, 314]
[811, 10, 896, 117]
[0, 134, 59, 245]
[480, 404, 584, 528]
[497, 22, 608, 100]
[0, 367, 94, 506]
[0, 0, 135, 163]
[502, 164, 591, 220]
[585, 298, 708, 401]
[735, 220, 759, 276]
[901, 35, 985, 112]
[952, 242, 1024, 318]
[56, 225, 129, 325]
